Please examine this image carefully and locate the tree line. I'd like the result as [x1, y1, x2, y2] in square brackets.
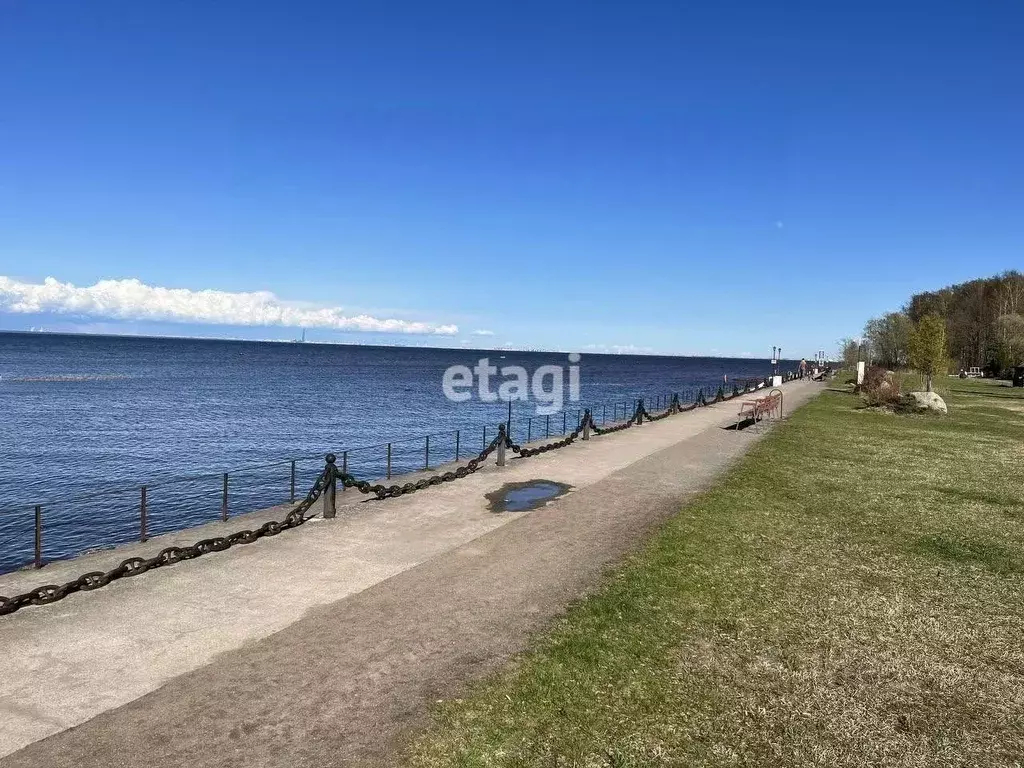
[841, 271, 1024, 377]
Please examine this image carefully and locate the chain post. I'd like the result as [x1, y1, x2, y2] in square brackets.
[496, 424, 506, 467]
[527, 417, 532, 443]
[341, 451, 348, 492]
[386, 443, 392, 479]
[33, 505, 42, 568]
[140, 485, 148, 542]
[221, 472, 229, 522]
[425, 434, 430, 470]
[546, 414, 550, 438]
[455, 430, 460, 462]
[582, 409, 591, 441]
[562, 410, 567, 434]
[637, 398, 644, 425]
[482, 425, 487, 451]
[290, 459, 296, 502]
[324, 454, 337, 519]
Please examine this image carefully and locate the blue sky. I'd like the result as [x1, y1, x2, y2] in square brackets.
[1, 1, 1021, 357]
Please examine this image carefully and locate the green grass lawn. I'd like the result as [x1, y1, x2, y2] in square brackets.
[406, 379, 1024, 767]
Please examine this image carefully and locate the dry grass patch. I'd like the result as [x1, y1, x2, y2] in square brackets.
[406, 380, 1024, 768]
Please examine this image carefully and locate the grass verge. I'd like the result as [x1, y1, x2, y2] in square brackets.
[406, 379, 1024, 767]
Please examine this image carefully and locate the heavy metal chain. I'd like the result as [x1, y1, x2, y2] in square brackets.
[333, 434, 504, 499]
[0, 466, 333, 617]
[505, 420, 586, 457]
[590, 405, 639, 435]
[2, 376, 794, 617]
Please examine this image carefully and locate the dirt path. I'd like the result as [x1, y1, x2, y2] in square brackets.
[1, 381, 822, 768]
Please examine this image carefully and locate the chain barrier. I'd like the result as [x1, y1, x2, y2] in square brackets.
[505, 420, 586, 457]
[0, 466, 333, 617]
[2, 373, 802, 616]
[636, 398, 673, 422]
[590, 402, 642, 435]
[334, 434, 504, 499]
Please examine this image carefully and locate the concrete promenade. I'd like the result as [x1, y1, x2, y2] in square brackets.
[0, 379, 823, 766]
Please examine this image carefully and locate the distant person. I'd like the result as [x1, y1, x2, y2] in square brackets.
[799, 358, 807, 377]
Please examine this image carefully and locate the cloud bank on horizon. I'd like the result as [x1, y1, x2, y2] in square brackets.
[0, 276, 459, 335]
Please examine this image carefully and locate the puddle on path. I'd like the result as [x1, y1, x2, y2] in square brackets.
[486, 480, 572, 513]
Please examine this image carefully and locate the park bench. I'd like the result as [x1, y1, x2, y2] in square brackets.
[735, 388, 783, 432]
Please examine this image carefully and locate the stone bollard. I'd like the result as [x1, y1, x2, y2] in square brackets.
[582, 409, 591, 441]
[496, 424, 506, 467]
[323, 454, 337, 519]
[636, 399, 644, 425]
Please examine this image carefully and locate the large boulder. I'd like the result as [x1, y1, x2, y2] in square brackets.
[905, 391, 948, 414]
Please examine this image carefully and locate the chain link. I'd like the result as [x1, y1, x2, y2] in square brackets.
[504, 419, 587, 457]
[2, 375, 797, 616]
[0, 467, 333, 617]
[334, 433, 504, 499]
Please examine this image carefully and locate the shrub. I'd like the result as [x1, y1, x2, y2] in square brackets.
[860, 365, 902, 408]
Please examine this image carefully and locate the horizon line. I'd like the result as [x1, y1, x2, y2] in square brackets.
[0, 327, 806, 362]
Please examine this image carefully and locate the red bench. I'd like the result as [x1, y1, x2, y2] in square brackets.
[736, 389, 783, 431]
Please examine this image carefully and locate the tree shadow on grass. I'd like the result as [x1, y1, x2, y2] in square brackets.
[948, 388, 1023, 400]
[825, 385, 858, 395]
[930, 485, 1021, 509]
[913, 534, 1024, 575]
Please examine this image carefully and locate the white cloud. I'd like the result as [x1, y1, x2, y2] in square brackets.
[0, 276, 458, 335]
[471, 329, 495, 336]
[581, 343, 654, 355]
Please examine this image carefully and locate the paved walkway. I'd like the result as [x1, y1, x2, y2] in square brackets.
[0, 380, 823, 766]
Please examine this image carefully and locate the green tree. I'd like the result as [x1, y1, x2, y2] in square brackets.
[907, 270, 1023, 371]
[840, 337, 863, 370]
[864, 312, 912, 369]
[908, 314, 947, 392]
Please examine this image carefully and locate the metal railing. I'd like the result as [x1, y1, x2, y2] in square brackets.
[0, 376, 793, 574]
[0, 372, 809, 615]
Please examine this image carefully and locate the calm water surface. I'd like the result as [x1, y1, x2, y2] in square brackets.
[0, 332, 786, 571]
